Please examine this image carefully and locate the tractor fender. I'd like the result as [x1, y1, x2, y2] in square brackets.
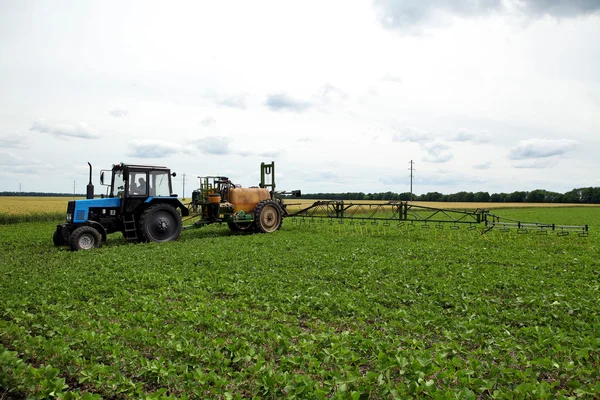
[144, 197, 190, 216]
[83, 221, 108, 243]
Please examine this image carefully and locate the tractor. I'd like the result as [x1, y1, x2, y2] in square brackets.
[53, 163, 188, 251]
[54, 161, 299, 251]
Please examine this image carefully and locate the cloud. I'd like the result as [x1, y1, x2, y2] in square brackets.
[318, 171, 339, 181]
[391, 126, 431, 143]
[30, 120, 99, 139]
[522, 1, 600, 18]
[0, 165, 39, 175]
[381, 73, 403, 83]
[195, 136, 231, 155]
[127, 140, 191, 159]
[259, 149, 281, 158]
[216, 95, 247, 109]
[305, 170, 339, 182]
[108, 108, 128, 117]
[473, 161, 491, 170]
[508, 138, 577, 160]
[373, 0, 504, 30]
[266, 85, 345, 113]
[418, 173, 487, 188]
[511, 159, 558, 169]
[373, 0, 600, 30]
[422, 141, 453, 163]
[0, 151, 23, 166]
[318, 83, 348, 105]
[390, 125, 493, 163]
[379, 175, 406, 185]
[391, 124, 491, 145]
[447, 129, 491, 144]
[203, 91, 248, 109]
[0, 151, 43, 175]
[265, 93, 313, 113]
[297, 137, 312, 142]
[211, 148, 281, 158]
[200, 117, 216, 127]
[0, 134, 28, 149]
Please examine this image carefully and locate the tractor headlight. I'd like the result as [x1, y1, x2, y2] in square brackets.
[66, 213, 72, 222]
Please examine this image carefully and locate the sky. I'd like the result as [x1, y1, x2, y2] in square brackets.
[1, 0, 599, 196]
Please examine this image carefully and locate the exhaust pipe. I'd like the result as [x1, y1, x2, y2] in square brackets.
[86, 162, 94, 199]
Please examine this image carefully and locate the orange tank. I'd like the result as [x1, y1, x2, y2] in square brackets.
[208, 194, 221, 204]
[229, 188, 271, 213]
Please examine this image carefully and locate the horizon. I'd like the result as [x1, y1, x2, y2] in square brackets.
[2, 185, 598, 200]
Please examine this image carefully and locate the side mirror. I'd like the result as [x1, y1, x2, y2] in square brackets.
[99, 170, 112, 186]
[171, 172, 177, 177]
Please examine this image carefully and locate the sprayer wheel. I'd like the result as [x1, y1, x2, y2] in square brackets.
[254, 200, 283, 233]
[227, 221, 255, 232]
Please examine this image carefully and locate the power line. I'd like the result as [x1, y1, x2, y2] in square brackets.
[408, 160, 415, 201]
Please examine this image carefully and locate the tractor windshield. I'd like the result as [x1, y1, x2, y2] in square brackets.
[112, 170, 125, 198]
[150, 170, 170, 196]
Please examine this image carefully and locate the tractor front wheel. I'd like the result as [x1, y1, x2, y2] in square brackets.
[254, 200, 283, 233]
[139, 203, 182, 243]
[69, 226, 102, 251]
[53, 229, 65, 246]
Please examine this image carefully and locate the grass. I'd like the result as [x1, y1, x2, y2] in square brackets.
[0, 207, 599, 398]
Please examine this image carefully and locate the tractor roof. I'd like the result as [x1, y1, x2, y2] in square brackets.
[112, 163, 169, 171]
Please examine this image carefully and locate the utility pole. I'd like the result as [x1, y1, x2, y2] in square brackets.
[73, 180, 76, 197]
[182, 173, 187, 200]
[408, 160, 415, 201]
[19, 183, 22, 193]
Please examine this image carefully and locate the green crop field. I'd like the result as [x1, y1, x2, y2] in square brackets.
[0, 207, 599, 399]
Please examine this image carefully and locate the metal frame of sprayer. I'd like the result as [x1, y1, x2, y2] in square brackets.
[285, 200, 589, 236]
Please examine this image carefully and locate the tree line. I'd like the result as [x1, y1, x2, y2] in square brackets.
[4, 187, 600, 203]
[287, 187, 600, 204]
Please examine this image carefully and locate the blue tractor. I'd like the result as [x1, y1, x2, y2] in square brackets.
[53, 163, 189, 251]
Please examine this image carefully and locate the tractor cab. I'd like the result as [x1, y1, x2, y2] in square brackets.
[101, 163, 178, 212]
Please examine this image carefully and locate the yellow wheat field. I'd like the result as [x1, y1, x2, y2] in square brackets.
[0, 197, 81, 216]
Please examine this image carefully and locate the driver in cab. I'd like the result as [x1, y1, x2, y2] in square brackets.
[131, 177, 146, 195]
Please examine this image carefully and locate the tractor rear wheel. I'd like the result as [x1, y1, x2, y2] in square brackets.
[69, 226, 102, 251]
[254, 200, 283, 233]
[227, 221, 255, 232]
[139, 203, 182, 243]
